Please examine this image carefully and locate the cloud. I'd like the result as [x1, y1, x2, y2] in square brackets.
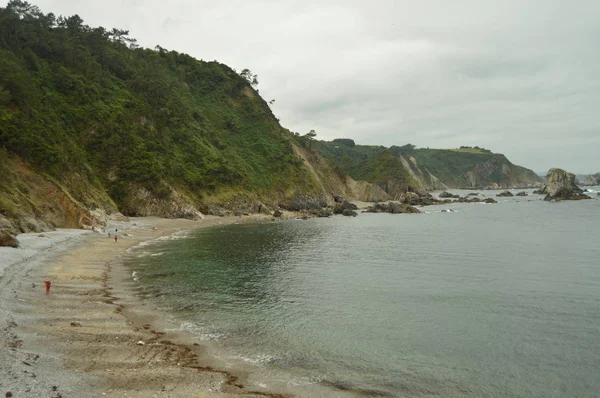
[33, 0, 600, 172]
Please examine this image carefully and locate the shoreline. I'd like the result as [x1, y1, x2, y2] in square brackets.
[0, 215, 293, 398]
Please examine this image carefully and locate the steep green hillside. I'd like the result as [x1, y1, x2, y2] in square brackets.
[0, 1, 320, 224]
[315, 141, 541, 190]
[413, 148, 541, 188]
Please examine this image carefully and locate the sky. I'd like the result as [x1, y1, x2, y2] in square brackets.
[31, 0, 600, 172]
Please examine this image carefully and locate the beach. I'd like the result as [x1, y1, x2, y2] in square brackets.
[0, 215, 285, 398]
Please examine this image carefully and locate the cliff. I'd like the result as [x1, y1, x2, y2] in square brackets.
[0, 2, 543, 244]
[315, 141, 542, 195]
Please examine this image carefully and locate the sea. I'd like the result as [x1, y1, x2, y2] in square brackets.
[123, 188, 600, 397]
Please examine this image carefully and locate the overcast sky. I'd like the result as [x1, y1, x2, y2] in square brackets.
[32, 0, 600, 172]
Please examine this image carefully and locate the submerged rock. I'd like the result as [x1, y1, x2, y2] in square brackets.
[515, 191, 528, 196]
[496, 190, 514, 197]
[540, 168, 592, 201]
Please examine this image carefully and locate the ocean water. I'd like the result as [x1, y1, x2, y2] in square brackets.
[124, 189, 600, 397]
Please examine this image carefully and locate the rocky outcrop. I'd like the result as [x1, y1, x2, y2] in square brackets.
[583, 173, 600, 186]
[121, 186, 204, 219]
[364, 202, 422, 214]
[281, 193, 327, 211]
[0, 231, 19, 247]
[439, 191, 459, 199]
[496, 190, 514, 197]
[396, 190, 449, 206]
[346, 177, 390, 202]
[515, 191, 528, 196]
[333, 201, 358, 215]
[457, 197, 497, 204]
[540, 168, 592, 201]
[256, 202, 272, 215]
[342, 209, 358, 217]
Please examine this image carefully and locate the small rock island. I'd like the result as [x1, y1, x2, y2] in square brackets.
[539, 168, 592, 201]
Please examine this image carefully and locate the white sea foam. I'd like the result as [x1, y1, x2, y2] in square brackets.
[235, 353, 278, 365]
[173, 321, 226, 341]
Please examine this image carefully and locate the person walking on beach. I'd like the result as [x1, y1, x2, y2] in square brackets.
[114, 234, 118, 244]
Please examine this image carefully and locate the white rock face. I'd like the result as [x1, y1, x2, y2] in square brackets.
[541, 168, 590, 201]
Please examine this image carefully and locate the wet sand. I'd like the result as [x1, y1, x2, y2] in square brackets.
[0, 215, 289, 398]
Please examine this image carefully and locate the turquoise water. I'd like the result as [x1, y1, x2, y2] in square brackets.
[125, 189, 600, 397]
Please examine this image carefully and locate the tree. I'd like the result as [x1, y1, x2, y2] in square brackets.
[299, 130, 317, 148]
[239, 68, 258, 87]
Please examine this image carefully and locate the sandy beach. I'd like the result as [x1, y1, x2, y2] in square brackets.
[0, 215, 288, 398]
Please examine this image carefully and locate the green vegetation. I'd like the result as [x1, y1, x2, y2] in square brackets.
[0, 1, 319, 214]
[315, 140, 541, 190]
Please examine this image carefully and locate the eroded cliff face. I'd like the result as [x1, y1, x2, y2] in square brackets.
[399, 156, 448, 191]
[464, 159, 541, 189]
[0, 156, 115, 240]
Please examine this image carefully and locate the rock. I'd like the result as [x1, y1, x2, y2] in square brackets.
[257, 202, 271, 215]
[364, 202, 422, 214]
[397, 191, 445, 206]
[342, 209, 358, 217]
[207, 205, 231, 217]
[457, 197, 497, 204]
[70, 321, 82, 327]
[532, 189, 544, 194]
[399, 191, 421, 204]
[136, 341, 145, 346]
[541, 168, 592, 201]
[496, 190, 514, 197]
[439, 191, 459, 199]
[273, 209, 283, 217]
[314, 209, 333, 217]
[92, 226, 102, 233]
[283, 194, 327, 211]
[467, 192, 479, 196]
[0, 232, 19, 248]
[109, 212, 130, 222]
[333, 195, 343, 203]
[333, 200, 358, 214]
[80, 208, 108, 230]
[515, 191, 528, 196]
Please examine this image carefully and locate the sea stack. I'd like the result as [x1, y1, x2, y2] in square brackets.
[540, 168, 592, 201]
